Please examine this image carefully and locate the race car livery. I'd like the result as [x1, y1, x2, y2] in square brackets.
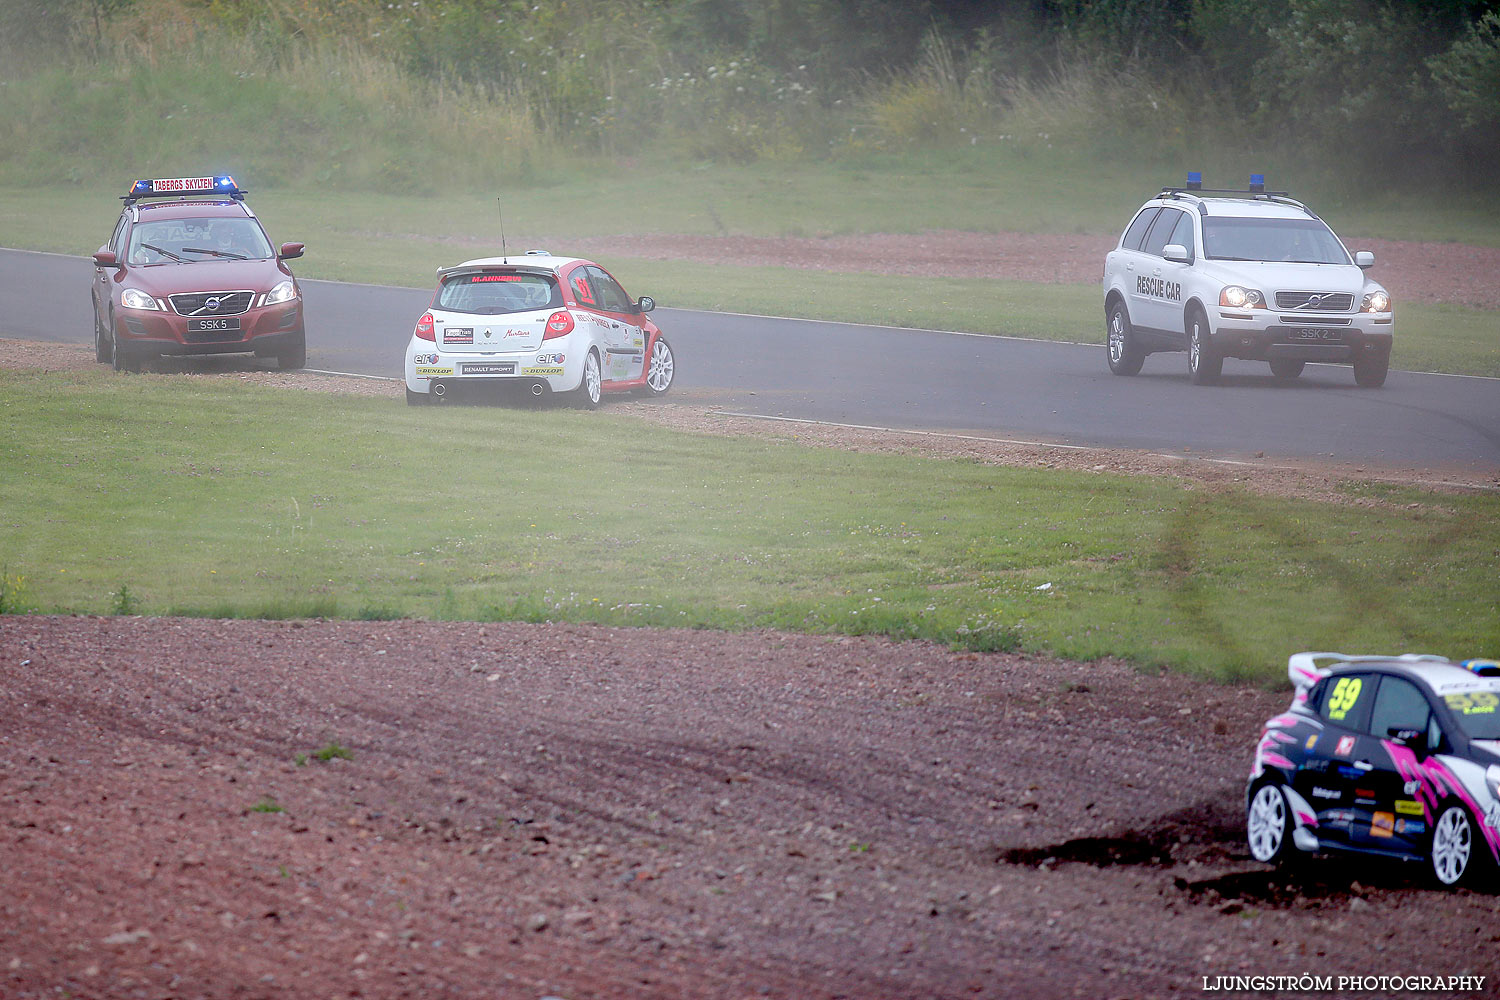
[91, 176, 307, 371]
[402, 252, 675, 407]
[1102, 173, 1394, 386]
[1248, 652, 1500, 887]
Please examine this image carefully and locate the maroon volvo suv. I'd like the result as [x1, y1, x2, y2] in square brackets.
[91, 176, 307, 371]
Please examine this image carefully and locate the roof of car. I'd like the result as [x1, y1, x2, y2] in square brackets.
[1328, 658, 1500, 696]
[442, 253, 585, 276]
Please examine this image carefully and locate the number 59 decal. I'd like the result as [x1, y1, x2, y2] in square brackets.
[1327, 676, 1363, 721]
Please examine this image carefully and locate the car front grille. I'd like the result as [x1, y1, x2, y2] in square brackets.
[169, 290, 255, 316]
[1275, 291, 1354, 312]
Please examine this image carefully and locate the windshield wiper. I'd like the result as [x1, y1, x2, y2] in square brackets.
[182, 247, 248, 260]
[139, 243, 187, 262]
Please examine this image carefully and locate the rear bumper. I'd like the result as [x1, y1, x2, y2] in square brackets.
[405, 342, 580, 395]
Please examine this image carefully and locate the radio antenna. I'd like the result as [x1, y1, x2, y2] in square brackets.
[497, 196, 508, 260]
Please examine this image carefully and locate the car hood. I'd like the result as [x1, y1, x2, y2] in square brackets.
[125, 258, 293, 295]
[1196, 260, 1380, 296]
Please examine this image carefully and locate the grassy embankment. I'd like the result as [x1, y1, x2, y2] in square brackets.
[1, 36, 1497, 375]
[1, 368, 1496, 684]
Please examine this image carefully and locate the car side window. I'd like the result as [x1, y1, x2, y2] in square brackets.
[569, 270, 597, 308]
[1315, 672, 1374, 733]
[1167, 210, 1196, 259]
[109, 216, 128, 254]
[585, 266, 634, 314]
[1120, 208, 1160, 251]
[1142, 208, 1184, 258]
[1368, 676, 1433, 741]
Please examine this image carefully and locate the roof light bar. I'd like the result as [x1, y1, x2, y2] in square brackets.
[123, 175, 246, 205]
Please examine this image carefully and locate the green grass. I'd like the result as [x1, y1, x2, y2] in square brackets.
[1, 368, 1495, 684]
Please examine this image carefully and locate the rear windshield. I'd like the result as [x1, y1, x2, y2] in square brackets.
[436, 272, 562, 315]
[1202, 217, 1350, 265]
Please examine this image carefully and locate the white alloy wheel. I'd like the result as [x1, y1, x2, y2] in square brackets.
[1247, 783, 1291, 864]
[575, 350, 602, 409]
[1430, 804, 1474, 886]
[644, 336, 675, 395]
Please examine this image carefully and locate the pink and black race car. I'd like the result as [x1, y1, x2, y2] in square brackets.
[1248, 652, 1500, 887]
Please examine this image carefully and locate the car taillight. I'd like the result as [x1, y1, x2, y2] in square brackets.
[543, 310, 575, 341]
[415, 311, 435, 342]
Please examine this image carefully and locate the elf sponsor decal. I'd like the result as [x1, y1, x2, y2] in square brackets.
[535, 353, 565, 365]
[445, 327, 474, 344]
[1370, 811, 1395, 838]
[1136, 275, 1181, 302]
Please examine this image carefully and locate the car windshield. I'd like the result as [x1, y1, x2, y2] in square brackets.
[1443, 688, 1500, 740]
[128, 217, 273, 264]
[1201, 217, 1350, 265]
[436, 272, 562, 315]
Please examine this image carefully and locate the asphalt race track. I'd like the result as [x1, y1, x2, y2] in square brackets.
[4, 247, 1497, 473]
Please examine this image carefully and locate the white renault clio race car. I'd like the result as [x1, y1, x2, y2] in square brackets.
[1102, 174, 1394, 386]
[403, 252, 675, 406]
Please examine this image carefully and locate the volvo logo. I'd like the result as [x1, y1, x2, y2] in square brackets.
[205, 296, 221, 312]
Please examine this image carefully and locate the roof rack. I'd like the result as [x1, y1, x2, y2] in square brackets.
[1158, 172, 1316, 219]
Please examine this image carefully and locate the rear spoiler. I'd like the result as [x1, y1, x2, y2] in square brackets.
[1286, 651, 1449, 705]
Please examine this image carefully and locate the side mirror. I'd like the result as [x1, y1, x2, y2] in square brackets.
[1354, 251, 1375, 269]
[636, 295, 655, 314]
[278, 242, 305, 260]
[1162, 243, 1192, 264]
[92, 249, 123, 269]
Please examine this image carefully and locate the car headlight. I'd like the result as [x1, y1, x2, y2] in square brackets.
[1219, 285, 1266, 309]
[1361, 290, 1391, 313]
[120, 288, 160, 311]
[264, 280, 297, 306]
